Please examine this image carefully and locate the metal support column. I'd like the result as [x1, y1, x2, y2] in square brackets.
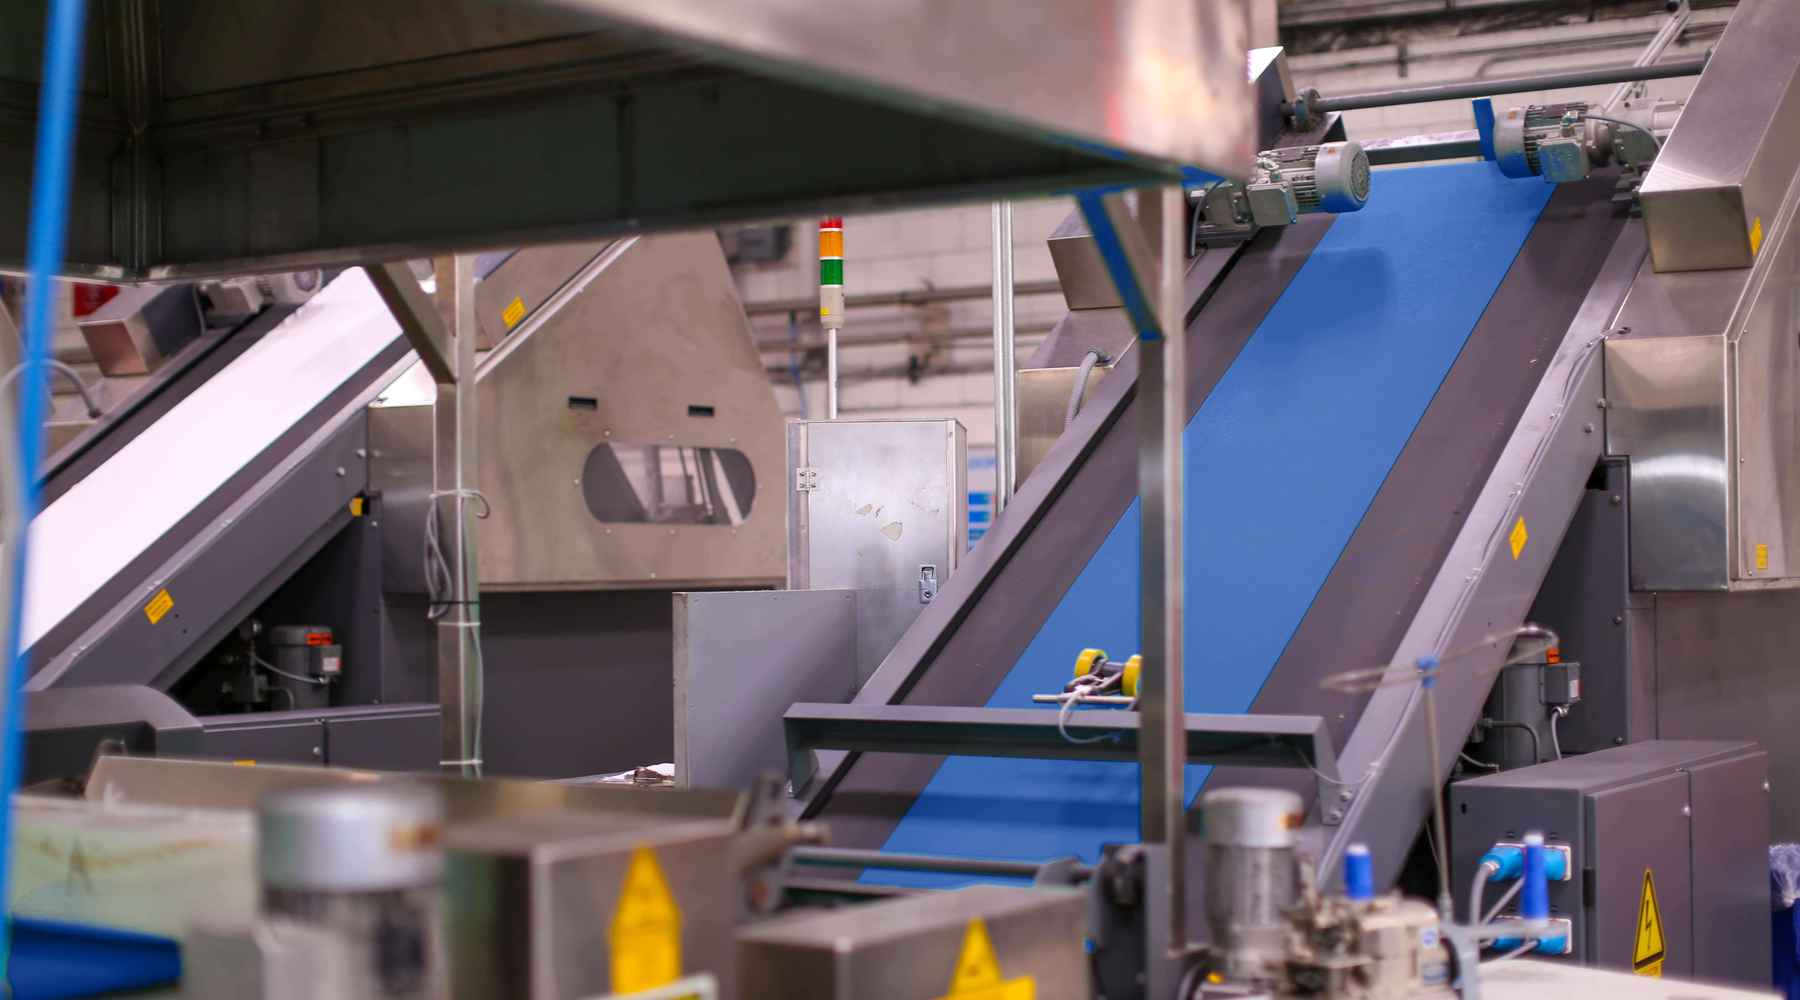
[826, 330, 839, 419]
[1074, 183, 1189, 987]
[369, 258, 484, 776]
[1144, 186, 1188, 957]
[991, 201, 1017, 510]
[432, 256, 482, 776]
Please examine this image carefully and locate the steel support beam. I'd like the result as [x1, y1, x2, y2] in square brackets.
[368, 263, 454, 384]
[991, 201, 1017, 510]
[370, 258, 483, 775]
[1305, 54, 1707, 113]
[783, 703, 1338, 790]
[432, 256, 482, 777]
[1073, 184, 1190, 979]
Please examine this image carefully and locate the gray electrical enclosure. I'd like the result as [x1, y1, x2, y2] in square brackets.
[1449, 740, 1768, 986]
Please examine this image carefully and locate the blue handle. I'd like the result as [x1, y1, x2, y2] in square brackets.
[1344, 843, 1374, 902]
[1521, 832, 1550, 921]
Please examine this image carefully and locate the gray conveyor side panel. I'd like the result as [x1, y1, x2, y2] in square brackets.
[27, 331, 412, 687]
[1204, 173, 1634, 797]
[39, 304, 297, 506]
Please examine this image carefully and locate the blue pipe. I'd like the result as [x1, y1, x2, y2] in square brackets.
[1521, 832, 1550, 922]
[3, 0, 89, 978]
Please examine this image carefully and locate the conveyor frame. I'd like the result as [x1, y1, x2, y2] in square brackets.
[803, 169, 1645, 898]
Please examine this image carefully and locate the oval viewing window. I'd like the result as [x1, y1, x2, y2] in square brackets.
[581, 442, 755, 526]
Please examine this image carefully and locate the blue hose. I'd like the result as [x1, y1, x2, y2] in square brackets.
[3, 0, 90, 980]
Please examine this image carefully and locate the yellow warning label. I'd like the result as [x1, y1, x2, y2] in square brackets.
[935, 919, 1036, 1000]
[502, 296, 526, 328]
[609, 847, 683, 995]
[144, 589, 174, 625]
[1751, 217, 1765, 256]
[1508, 517, 1529, 561]
[1757, 543, 1771, 572]
[1634, 868, 1666, 977]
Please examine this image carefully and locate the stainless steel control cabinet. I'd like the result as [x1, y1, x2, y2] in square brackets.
[787, 418, 967, 687]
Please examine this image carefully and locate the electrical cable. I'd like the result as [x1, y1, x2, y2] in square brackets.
[1056, 683, 1117, 745]
[1318, 623, 1560, 695]
[1483, 880, 1522, 925]
[423, 487, 490, 777]
[270, 687, 296, 711]
[252, 653, 328, 687]
[423, 488, 490, 620]
[1550, 705, 1568, 760]
[0, 358, 101, 418]
[1586, 113, 1663, 150]
[1482, 718, 1541, 765]
[1313, 623, 1560, 905]
[1064, 350, 1108, 427]
[1483, 941, 1536, 964]
[1469, 863, 1494, 928]
[1460, 751, 1500, 772]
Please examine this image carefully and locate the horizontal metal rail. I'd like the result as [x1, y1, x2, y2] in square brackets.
[1304, 54, 1707, 113]
[784, 703, 1338, 791]
[788, 846, 1092, 881]
[1363, 130, 1485, 166]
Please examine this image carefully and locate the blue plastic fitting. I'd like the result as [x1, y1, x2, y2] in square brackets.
[1480, 845, 1523, 881]
[1344, 843, 1374, 901]
[1542, 848, 1568, 882]
[1416, 655, 1440, 690]
[1490, 934, 1568, 956]
[1520, 832, 1549, 921]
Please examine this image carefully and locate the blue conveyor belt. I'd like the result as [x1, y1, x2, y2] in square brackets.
[869, 163, 1555, 886]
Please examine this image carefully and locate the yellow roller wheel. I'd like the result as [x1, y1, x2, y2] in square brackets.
[1074, 648, 1108, 679]
[1120, 655, 1143, 698]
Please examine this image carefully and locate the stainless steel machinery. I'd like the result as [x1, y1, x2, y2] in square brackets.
[17, 233, 787, 781]
[11, 0, 1800, 997]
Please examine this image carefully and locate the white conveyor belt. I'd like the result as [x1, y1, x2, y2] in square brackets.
[22, 269, 404, 650]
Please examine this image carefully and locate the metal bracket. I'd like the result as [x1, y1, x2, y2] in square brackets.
[794, 466, 819, 492]
[918, 565, 938, 604]
[367, 262, 455, 383]
[1322, 782, 1357, 826]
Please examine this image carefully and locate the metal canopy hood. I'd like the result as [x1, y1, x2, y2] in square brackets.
[1608, 0, 1800, 590]
[0, 0, 1253, 280]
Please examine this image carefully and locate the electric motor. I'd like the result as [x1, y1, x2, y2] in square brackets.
[1202, 787, 1304, 982]
[1494, 98, 1682, 184]
[1258, 141, 1371, 213]
[259, 783, 447, 998]
[1243, 141, 1371, 228]
[1494, 102, 1590, 180]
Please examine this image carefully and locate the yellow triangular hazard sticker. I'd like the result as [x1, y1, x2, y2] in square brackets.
[609, 846, 683, 994]
[1634, 868, 1666, 977]
[935, 919, 1036, 1000]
